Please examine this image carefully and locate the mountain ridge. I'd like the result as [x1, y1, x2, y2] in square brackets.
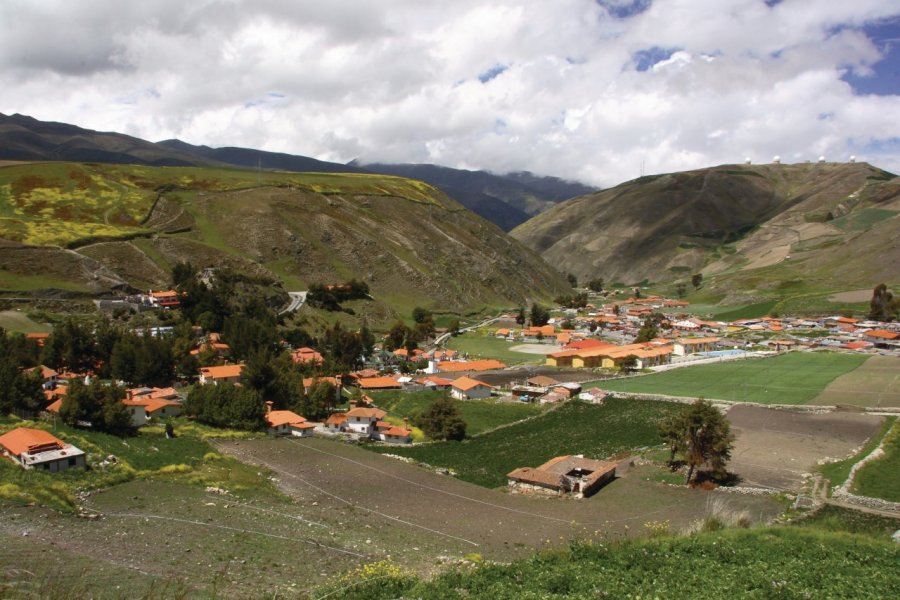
[512, 162, 900, 304]
[0, 113, 593, 231]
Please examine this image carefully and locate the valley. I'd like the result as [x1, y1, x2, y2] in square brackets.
[0, 117, 898, 600]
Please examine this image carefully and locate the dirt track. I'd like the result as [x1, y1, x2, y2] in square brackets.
[726, 405, 883, 491]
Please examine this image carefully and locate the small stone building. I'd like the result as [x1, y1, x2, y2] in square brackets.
[507, 455, 616, 498]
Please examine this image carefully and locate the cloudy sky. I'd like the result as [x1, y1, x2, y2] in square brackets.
[1, 0, 899, 186]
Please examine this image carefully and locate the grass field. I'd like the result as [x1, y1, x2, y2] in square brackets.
[811, 355, 900, 408]
[371, 398, 682, 488]
[819, 417, 896, 490]
[367, 390, 544, 436]
[594, 352, 868, 405]
[0, 309, 51, 333]
[0, 416, 278, 512]
[445, 332, 546, 365]
[853, 420, 900, 502]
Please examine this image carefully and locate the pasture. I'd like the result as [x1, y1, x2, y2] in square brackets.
[595, 352, 868, 405]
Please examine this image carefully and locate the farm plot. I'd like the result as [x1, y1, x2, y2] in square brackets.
[368, 390, 543, 436]
[726, 405, 884, 491]
[0, 479, 374, 599]
[372, 398, 683, 488]
[810, 355, 900, 408]
[215, 437, 781, 564]
[596, 352, 867, 405]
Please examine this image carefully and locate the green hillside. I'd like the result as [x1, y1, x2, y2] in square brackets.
[0, 161, 569, 312]
[512, 162, 900, 313]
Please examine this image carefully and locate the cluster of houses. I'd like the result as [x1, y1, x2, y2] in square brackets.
[485, 298, 900, 373]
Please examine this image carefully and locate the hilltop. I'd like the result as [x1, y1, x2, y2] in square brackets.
[512, 162, 900, 307]
[0, 113, 594, 232]
[0, 161, 568, 312]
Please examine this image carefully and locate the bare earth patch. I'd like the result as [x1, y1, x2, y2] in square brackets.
[811, 355, 900, 408]
[827, 289, 873, 303]
[509, 343, 562, 354]
[726, 405, 883, 491]
[215, 437, 780, 560]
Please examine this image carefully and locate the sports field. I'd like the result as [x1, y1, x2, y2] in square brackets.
[810, 355, 900, 408]
[594, 352, 868, 405]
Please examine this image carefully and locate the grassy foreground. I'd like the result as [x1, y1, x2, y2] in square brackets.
[371, 398, 681, 488]
[316, 526, 900, 599]
[596, 352, 867, 405]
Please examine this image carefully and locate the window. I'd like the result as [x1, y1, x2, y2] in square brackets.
[68, 457, 76, 467]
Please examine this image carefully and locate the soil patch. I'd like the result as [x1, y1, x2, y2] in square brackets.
[827, 289, 873, 303]
[215, 437, 780, 561]
[509, 343, 562, 354]
[726, 405, 883, 491]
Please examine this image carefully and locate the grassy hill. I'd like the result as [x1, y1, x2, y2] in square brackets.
[512, 162, 900, 312]
[0, 161, 569, 313]
[317, 525, 900, 599]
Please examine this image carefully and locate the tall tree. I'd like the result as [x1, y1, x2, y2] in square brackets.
[419, 395, 467, 441]
[515, 307, 526, 326]
[529, 303, 550, 327]
[691, 273, 703, 289]
[658, 399, 734, 484]
[869, 283, 899, 321]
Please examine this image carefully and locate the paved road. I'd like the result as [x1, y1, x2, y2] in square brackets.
[279, 291, 307, 315]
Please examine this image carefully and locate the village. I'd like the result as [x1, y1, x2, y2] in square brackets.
[3, 286, 898, 503]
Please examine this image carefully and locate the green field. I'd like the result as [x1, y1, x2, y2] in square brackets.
[819, 417, 896, 490]
[371, 398, 682, 488]
[368, 390, 544, 436]
[0, 309, 51, 333]
[595, 352, 868, 405]
[445, 332, 545, 365]
[853, 420, 900, 502]
[315, 526, 900, 600]
[0, 417, 278, 512]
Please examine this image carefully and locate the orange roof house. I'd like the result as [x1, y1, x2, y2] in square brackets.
[324, 412, 349, 431]
[291, 347, 324, 365]
[265, 409, 315, 437]
[0, 427, 86, 472]
[357, 376, 403, 390]
[198, 364, 245, 385]
[450, 376, 493, 400]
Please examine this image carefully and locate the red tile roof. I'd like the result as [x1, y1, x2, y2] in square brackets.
[0, 428, 65, 457]
[266, 410, 307, 428]
[451, 376, 492, 391]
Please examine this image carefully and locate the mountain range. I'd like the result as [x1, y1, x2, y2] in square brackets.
[0, 113, 592, 231]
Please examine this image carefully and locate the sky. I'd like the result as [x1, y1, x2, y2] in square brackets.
[1, 0, 899, 187]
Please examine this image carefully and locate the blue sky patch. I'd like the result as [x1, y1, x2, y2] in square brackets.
[841, 17, 900, 96]
[633, 46, 679, 71]
[478, 64, 508, 83]
[597, 0, 651, 19]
